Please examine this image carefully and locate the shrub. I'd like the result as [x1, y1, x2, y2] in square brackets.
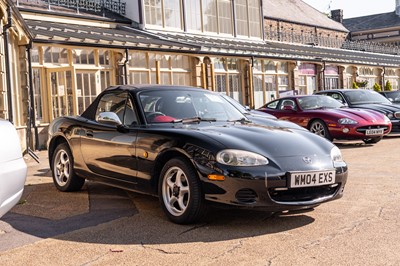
[385, 80, 393, 91]
[373, 83, 382, 92]
[352, 81, 359, 89]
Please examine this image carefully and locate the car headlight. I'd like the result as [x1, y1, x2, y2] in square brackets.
[384, 115, 391, 123]
[338, 118, 358, 125]
[216, 149, 269, 166]
[387, 113, 394, 119]
[330, 146, 343, 162]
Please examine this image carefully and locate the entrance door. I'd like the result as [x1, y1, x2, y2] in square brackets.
[47, 68, 75, 120]
[307, 76, 316, 95]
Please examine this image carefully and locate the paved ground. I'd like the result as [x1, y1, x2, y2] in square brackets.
[0, 137, 399, 265]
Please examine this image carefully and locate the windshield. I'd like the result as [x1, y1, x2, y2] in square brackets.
[344, 90, 392, 104]
[139, 89, 246, 123]
[298, 95, 343, 110]
[383, 91, 400, 103]
[220, 93, 247, 113]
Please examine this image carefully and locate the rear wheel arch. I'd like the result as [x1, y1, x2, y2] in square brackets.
[48, 136, 69, 170]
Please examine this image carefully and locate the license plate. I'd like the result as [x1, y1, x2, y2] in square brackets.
[289, 170, 335, 188]
[366, 128, 384, 135]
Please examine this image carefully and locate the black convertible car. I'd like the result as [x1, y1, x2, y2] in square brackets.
[48, 85, 348, 224]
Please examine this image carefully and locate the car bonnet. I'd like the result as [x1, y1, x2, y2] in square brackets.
[192, 122, 334, 158]
[329, 108, 387, 122]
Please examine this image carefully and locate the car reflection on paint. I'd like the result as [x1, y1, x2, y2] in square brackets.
[48, 85, 347, 224]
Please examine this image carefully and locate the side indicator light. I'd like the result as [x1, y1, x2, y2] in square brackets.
[208, 174, 225, 181]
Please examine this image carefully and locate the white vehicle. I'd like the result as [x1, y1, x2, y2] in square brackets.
[0, 119, 27, 218]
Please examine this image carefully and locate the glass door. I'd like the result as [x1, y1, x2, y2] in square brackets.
[47, 68, 74, 120]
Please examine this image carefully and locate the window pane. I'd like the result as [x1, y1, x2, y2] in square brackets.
[171, 55, 190, 69]
[99, 50, 110, 65]
[173, 73, 191, 85]
[144, 0, 163, 26]
[248, 0, 261, 37]
[161, 72, 171, 84]
[130, 52, 148, 68]
[186, 0, 202, 31]
[31, 47, 40, 63]
[44, 47, 52, 63]
[101, 70, 111, 90]
[264, 60, 276, 72]
[130, 71, 149, 84]
[229, 74, 241, 102]
[33, 69, 43, 121]
[218, 0, 233, 35]
[164, 0, 182, 29]
[215, 74, 226, 93]
[235, 0, 248, 37]
[203, 0, 218, 33]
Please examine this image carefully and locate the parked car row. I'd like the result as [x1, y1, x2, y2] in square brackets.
[258, 94, 392, 143]
[316, 89, 400, 135]
[4, 85, 398, 224]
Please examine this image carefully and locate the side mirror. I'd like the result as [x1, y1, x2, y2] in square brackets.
[97, 112, 122, 126]
[244, 105, 251, 111]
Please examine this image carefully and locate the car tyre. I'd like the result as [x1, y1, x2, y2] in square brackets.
[159, 157, 206, 224]
[309, 119, 333, 141]
[363, 136, 382, 144]
[52, 143, 85, 192]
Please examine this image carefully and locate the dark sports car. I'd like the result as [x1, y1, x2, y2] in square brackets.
[48, 85, 347, 224]
[316, 89, 400, 134]
[258, 95, 392, 143]
[379, 91, 400, 105]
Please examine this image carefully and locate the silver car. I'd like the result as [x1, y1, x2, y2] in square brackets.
[0, 119, 27, 218]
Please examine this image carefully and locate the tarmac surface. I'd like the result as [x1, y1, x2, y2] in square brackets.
[0, 137, 399, 265]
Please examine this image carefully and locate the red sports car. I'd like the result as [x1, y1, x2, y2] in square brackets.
[258, 95, 392, 143]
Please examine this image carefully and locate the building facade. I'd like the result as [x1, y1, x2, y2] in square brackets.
[3, 0, 400, 150]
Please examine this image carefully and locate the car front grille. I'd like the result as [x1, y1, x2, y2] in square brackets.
[268, 185, 339, 203]
[356, 125, 389, 133]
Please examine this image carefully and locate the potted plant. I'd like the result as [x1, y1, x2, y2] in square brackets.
[385, 80, 393, 91]
[373, 82, 382, 92]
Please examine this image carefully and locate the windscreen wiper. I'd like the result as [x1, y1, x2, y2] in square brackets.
[173, 117, 217, 124]
[228, 118, 252, 124]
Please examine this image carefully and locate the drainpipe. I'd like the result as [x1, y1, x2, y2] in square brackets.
[124, 48, 129, 84]
[322, 61, 326, 90]
[27, 41, 39, 151]
[3, 6, 13, 123]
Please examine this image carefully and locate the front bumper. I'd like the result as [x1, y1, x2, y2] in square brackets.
[389, 119, 400, 134]
[200, 164, 347, 211]
[0, 158, 27, 217]
[328, 124, 391, 140]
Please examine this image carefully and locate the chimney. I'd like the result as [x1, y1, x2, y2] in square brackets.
[396, 0, 400, 16]
[331, 9, 343, 23]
